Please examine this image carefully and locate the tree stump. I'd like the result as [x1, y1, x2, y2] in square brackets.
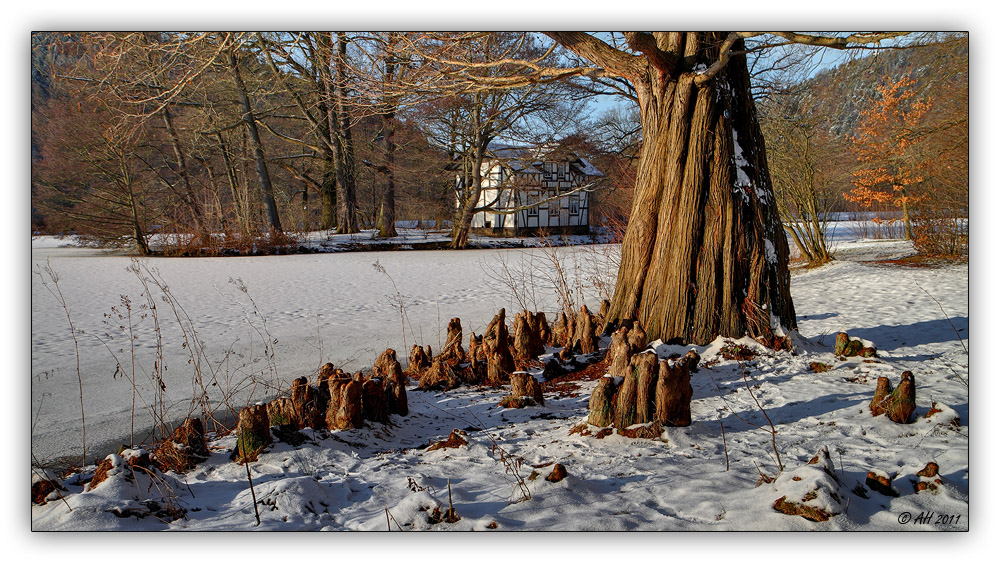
[533, 312, 552, 350]
[551, 311, 570, 347]
[512, 310, 546, 362]
[374, 349, 404, 382]
[655, 357, 694, 426]
[546, 463, 568, 483]
[318, 362, 340, 383]
[468, 332, 486, 363]
[587, 376, 617, 427]
[586, 344, 697, 432]
[865, 470, 899, 497]
[291, 376, 327, 429]
[267, 397, 297, 427]
[385, 378, 408, 416]
[598, 299, 611, 330]
[512, 313, 535, 362]
[333, 379, 363, 430]
[567, 313, 578, 349]
[234, 404, 271, 463]
[834, 331, 876, 357]
[418, 357, 461, 390]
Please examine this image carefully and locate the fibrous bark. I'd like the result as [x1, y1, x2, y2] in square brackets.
[586, 344, 698, 432]
[418, 357, 461, 390]
[556, 33, 796, 345]
[834, 332, 876, 357]
[614, 361, 640, 429]
[607, 327, 632, 379]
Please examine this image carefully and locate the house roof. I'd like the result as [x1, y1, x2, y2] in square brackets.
[486, 142, 604, 177]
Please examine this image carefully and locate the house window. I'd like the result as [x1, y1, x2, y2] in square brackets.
[569, 194, 580, 216]
[526, 192, 538, 217]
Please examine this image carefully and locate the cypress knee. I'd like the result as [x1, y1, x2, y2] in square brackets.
[234, 404, 271, 463]
[588, 377, 617, 427]
[574, 304, 599, 354]
[885, 371, 916, 424]
[870, 376, 893, 417]
[634, 352, 659, 423]
[441, 317, 465, 362]
[614, 363, 640, 428]
[655, 358, 693, 427]
[607, 327, 632, 379]
[334, 379, 363, 429]
[362, 378, 389, 423]
[627, 321, 648, 354]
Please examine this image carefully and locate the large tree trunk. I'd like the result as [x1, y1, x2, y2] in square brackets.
[334, 32, 359, 234]
[601, 34, 796, 345]
[378, 42, 399, 239]
[314, 32, 339, 231]
[451, 151, 483, 249]
[214, 132, 253, 239]
[378, 111, 398, 237]
[162, 108, 208, 239]
[228, 48, 283, 236]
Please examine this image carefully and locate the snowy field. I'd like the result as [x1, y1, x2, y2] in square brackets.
[30, 229, 970, 536]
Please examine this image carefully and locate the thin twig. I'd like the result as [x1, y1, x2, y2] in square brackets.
[738, 360, 783, 472]
[239, 436, 261, 526]
[915, 282, 968, 355]
[718, 418, 730, 471]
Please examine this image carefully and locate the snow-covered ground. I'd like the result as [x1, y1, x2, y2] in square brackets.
[30, 230, 970, 535]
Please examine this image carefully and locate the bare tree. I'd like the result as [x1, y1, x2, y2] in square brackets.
[403, 33, 589, 248]
[225, 36, 284, 236]
[417, 32, 910, 343]
[759, 104, 838, 265]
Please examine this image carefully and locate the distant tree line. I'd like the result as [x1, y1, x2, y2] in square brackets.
[31, 32, 967, 260]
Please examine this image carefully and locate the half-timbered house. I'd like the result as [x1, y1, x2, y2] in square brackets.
[457, 144, 603, 235]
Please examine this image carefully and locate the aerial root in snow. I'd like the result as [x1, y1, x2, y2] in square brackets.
[834, 331, 878, 358]
[584, 322, 698, 435]
[772, 446, 845, 522]
[869, 371, 916, 423]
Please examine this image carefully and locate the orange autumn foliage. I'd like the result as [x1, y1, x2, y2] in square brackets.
[845, 76, 932, 238]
